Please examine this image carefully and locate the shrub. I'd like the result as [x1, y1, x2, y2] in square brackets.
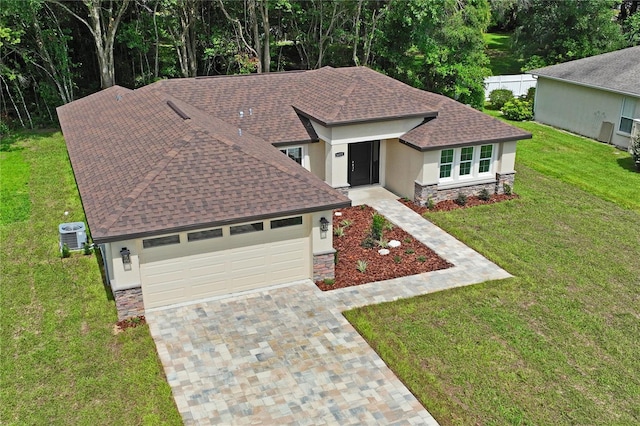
[375, 238, 389, 248]
[393, 255, 402, 264]
[405, 248, 415, 254]
[383, 220, 394, 231]
[361, 236, 375, 248]
[371, 213, 385, 240]
[417, 255, 426, 263]
[333, 226, 345, 237]
[503, 183, 512, 196]
[356, 260, 368, 273]
[334, 251, 339, 265]
[488, 89, 514, 110]
[478, 188, 491, 201]
[82, 242, 92, 255]
[61, 243, 70, 258]
[523, 86, 536, 104]
[339, 219, 353, 228]
[455, 192, 468, 206]
[323, 278, 335, 286]
[403, 237, 412, 243]
[425, 197, 435, 210]
[501, 98, 533, 121]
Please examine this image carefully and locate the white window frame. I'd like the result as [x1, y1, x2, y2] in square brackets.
[438, 144, 495, 184]
[279, 146, 304, 166]
[619, 97, 637, 135]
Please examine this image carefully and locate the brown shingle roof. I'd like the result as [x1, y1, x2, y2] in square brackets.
[58, 86, 350, 243]
[58, 67, 529, 241]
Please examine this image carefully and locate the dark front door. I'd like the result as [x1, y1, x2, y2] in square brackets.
[348, 141, 380, 187]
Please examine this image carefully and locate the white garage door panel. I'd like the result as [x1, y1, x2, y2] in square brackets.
[141, 235, 309, 309]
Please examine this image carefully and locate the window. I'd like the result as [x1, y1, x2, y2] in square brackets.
[230, 222, 264, 235]
[619, 97, 637, 134]
[439, 149, 454, 179]
[438, 144, 495, 183]
[271, 216, 303, 229]
[143, 235, 180, 248]
[459, 147, 474, 176]
[187, 228, 222, 242]
[280, 146, 303, 165]
[479, 144, 493, 173]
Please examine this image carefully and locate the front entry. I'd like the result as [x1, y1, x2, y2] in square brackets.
[348, 140, 380, 187]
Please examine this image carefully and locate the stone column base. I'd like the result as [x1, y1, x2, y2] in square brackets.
[495, 171, 516, 194]
[414, 182, 438, 206]
[114, 287, 145, 320]
[333, 186, 350, 197]
[313, 251, 336, 282]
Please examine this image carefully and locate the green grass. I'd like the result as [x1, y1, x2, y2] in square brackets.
[484, 32, 523, 75]
[0, 131, 181, 425]
[486, 110, 640, 212]
[345, 127, 640, 424]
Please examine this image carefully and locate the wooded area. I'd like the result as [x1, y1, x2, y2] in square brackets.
[1, 0, 638, 130]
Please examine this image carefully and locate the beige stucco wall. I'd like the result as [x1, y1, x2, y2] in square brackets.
[324, 141, 349, 188]
[535, 77, 639, 149]
[109, 239, 141, 291]
[498, 141, 517, 173]
[384, 139, 424, 198]
[307, 141, 325, 180]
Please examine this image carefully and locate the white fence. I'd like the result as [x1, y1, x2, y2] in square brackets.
[484, 74, 537, 100]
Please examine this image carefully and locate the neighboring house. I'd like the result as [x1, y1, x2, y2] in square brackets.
[529, 46, 640, 149]
[57, 66, 530, 317]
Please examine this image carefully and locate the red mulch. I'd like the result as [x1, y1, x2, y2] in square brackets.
[315, 205, 452, 291]
[115, 315, 146, 331]
[399, 193, 518, 214]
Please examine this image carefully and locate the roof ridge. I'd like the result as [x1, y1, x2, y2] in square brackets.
[325, 76, 360, 121]
[97, 132, 193, 235]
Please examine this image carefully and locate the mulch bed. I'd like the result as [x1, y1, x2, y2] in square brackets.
[115, 315, 146, 331]
[399, 193, 518, 214]
[315, 205, 452, 291]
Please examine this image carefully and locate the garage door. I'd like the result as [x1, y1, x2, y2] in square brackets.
[140, 236, 309, 309]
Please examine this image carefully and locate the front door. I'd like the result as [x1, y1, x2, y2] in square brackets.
[348, 141, 380, 187]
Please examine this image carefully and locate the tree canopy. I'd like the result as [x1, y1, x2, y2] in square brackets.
[1, 0, 638, 130]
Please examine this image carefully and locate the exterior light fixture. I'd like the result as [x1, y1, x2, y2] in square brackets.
[120, 247, 131, 265]
[320, 217, 330, 232]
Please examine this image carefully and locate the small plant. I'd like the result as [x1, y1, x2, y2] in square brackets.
[82, 242, 92, 255]
[455, 192, 468, 206]
[488, 89, 514, 110]
[393, 255, 402, 264]
[360, 204, 367, 210]
[501, 98, 533, 121]
[371, 213, 385, 240]
[405, 248, 415, 254]
[61, 243, 71, 258]
[323, 278, 335, 286]
[425, 197, 435, 210]
[334, 226, 345, 237]
[334, 251, 339, 265]
[375, 238, 389, 248]
[478, 188, 491, 201]
[361, 236, 375, 248]
[340, 219, 353, 227]
[383, 220, 394, 231]
[417, 255, 426, 263]
[503, 183, 512, 196]
[356, 260, 368, 273]
[403, 237, 412, 244]
[629, 132, 640, 171]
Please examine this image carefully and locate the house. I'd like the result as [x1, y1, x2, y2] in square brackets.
[529, 46, 640, 149]
[57, 66, 530, 317]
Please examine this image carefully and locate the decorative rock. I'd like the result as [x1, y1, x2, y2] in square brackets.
[334, 212, 343, 216]
[388, 240, 401, 248]
[378, 249, 390, 255]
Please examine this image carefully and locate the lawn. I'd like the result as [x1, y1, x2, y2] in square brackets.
[345, 133, 640, 423]
[486, 110, 640, 212]
[483, 32, 523, 75]
[0, 131, 182, 425]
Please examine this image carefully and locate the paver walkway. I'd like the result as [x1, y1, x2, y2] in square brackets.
[146, 199, 512, 425]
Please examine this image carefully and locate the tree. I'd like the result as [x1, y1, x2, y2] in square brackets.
[515, 0, 626, 69]
[375, 0, 491, 109]
[50, 0, 130, 89]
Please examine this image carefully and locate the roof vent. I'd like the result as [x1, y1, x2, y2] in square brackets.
[59, 222, 87, 250]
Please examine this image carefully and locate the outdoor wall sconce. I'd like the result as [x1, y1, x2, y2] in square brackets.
[120, 247, 132, 270]
[320, 217, 330, 239]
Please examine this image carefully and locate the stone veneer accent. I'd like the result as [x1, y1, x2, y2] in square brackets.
[313, 251, 336, 282]
[114, 287, 145, 320]
[414, 172, 516, 205]
[334, 186, 350, 197]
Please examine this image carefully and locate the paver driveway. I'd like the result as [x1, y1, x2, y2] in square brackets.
[146, 199, 512, 424]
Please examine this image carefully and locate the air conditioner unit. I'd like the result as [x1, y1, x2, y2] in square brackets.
[59, 222, 87, 250]
[631, 119, 640, 140]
